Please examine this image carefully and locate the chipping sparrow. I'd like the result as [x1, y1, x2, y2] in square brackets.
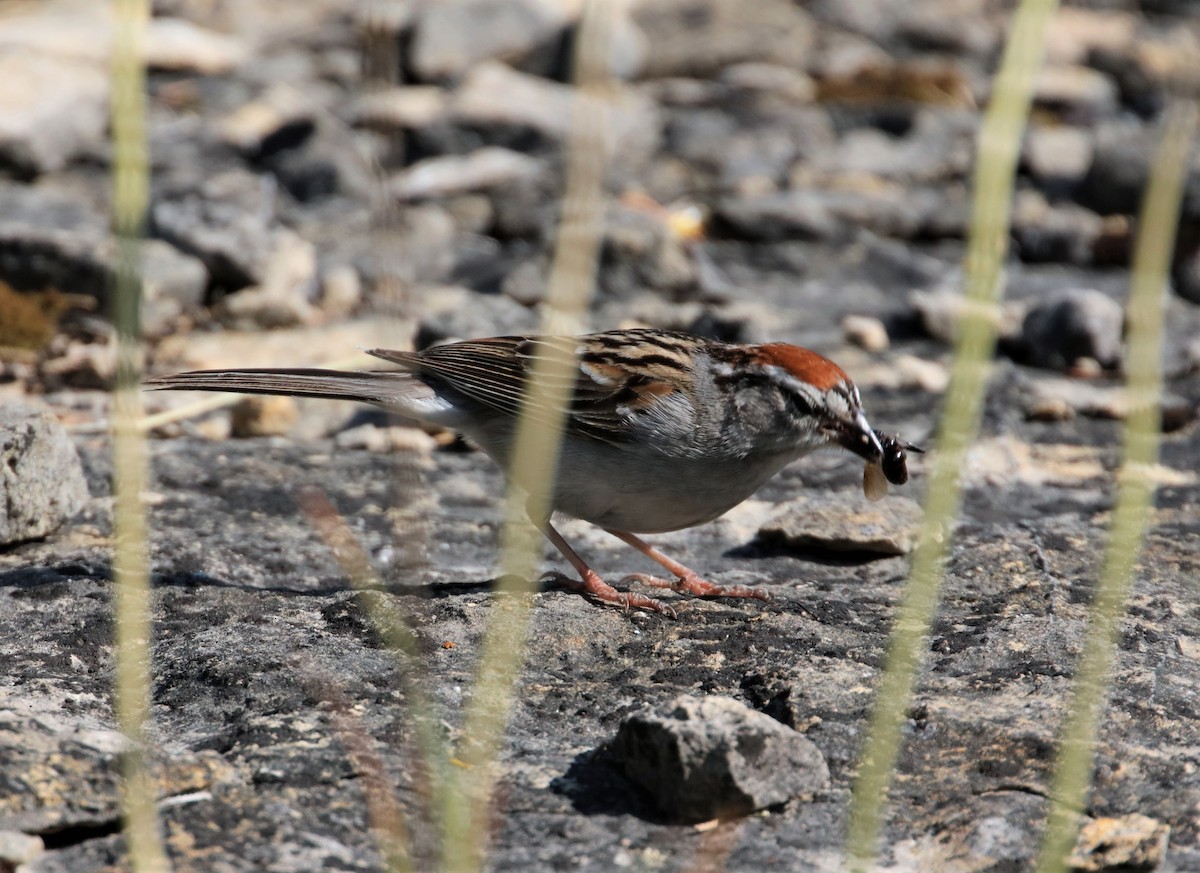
[147, 328, 921, 615]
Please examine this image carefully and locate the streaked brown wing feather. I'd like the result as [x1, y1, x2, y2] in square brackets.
[367, 330, 695, 443]
[371, 337, 535, 418]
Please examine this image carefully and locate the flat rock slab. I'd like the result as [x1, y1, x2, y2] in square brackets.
[609, 694, 829, 822]
[0, 403, 88, 545]
[759, 493, 922, 556]
[0, 428, 1198, 872]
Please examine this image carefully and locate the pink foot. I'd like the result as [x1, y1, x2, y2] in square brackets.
[622, 572, 772, 601]
[541, 572, 678, 617]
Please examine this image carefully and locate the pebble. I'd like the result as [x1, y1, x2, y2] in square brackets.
[218, 85, 316, 157]
[909, 289, 1025, 345]
[1011, 288, 1124, 371]
[319, 265, 363, 318]
[0, 830, 44, 868]
[1068, 814, 1170, 873]
[1076, 123, 1154, 218]
[350, 86, 449, 131]
[334, 424, 438, 455]
[1024, 378, 1194, 430]
[1171, 245, 1200, 305]
[390, 147, 542, 202]
[231, 396, 299, 439]
[1023, 125, 1094, 186]
[1034, 65, 1119, 117]
[1011, 190, 1104, 265]
[841, 314, 890, 352]
[896, 354, 949, 392]
[0, 403, 89, 546]
[1044, 9, 1136, 66]
[608, 694, 829, 822]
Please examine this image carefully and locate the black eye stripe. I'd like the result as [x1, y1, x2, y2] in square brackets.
[784, 388, 818, 418]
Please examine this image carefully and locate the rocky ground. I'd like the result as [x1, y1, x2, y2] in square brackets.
[1, 0, 1199, 871]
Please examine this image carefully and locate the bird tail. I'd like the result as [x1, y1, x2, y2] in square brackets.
[144, 368, 418, 406]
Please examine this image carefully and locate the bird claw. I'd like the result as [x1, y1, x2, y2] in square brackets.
[540, 572, 678, 617]
[621, 572, 772, 602]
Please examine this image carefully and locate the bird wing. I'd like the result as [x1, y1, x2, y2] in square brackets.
[366, 330, 697, 443]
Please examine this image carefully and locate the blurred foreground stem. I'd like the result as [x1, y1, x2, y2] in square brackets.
[111, 0, 170, 870]
[438, 2, 618, 872]
[1034, 99, 1197, 873]
[843, 0, 1059, 868]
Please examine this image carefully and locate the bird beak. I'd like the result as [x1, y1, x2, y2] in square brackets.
[835, 410, 884, 462]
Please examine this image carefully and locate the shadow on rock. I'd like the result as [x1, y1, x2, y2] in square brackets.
[551, 748, 667, 823]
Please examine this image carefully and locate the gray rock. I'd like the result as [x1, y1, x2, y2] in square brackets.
[413, 284, 537, 347]
[717, 187, 935, 243]
[1023, 377, 1194, 431]
[598, 205, 698, 300]
[715, 190, 844, 241]
[1012, 192, 1104, 265]
[813, 109, 977, 185]
[142, 17, 248, 75]
[449, 62, 661, 159]
[896, 0, 997, 57]
[0, 830, 44, 868]
[759, 493, 922, 556]
[1033, 65, 1119, 118]
[488, 170, 561, 240]
[1011, 288, 1124, 371]
[633, 0, 816, 78]
[211, 228, 318, 329]
[151, 170, 290, 293]
[409, 0, 568, 82]
[1075, 123, 1152, 217]
[0, 49, 107, 176]
[1172, 244, 1200, 305]
[349, 85, 449, 132]
[608, 695, 830, 822]
[667, 106, 835, 193]
[909, 288, 1026, 345]
[0, 182, 209, 330]
[217, 84, 317, 159]
[1023, 124, 1094, 187]
[141, 239, 209, 336]
[0, 404, 88, 545]
[1076, 122, 1200, 221]
[0, 181, 111, 300]
[499, 255, 549, 306]
[390, 147, 542, 202]
[356, 203, 459, 289]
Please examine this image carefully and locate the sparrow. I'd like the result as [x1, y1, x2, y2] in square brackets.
[146, 328, 921, 615]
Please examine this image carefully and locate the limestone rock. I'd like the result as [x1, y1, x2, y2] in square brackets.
[608, 695, 830, 822]
[0, 404, 88, 545]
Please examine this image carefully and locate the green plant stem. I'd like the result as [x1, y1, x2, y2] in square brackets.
[843, 0, 1060, 869]
[438, 3, 617, 872]
[111, 0, 170, 870]
[1034, 99, 1197, 873]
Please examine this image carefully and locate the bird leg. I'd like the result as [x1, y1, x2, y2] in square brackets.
[532, 517, 677, 616]
[607, 530, 772, 601]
